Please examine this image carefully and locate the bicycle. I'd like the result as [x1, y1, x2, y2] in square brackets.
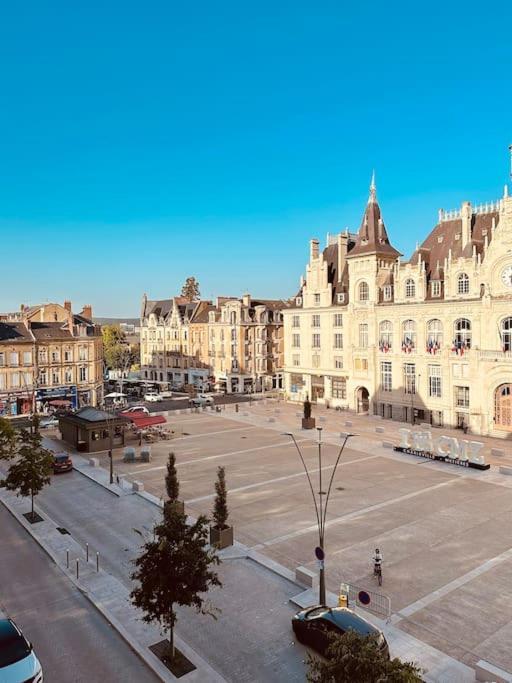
[374, 563, 382, 586]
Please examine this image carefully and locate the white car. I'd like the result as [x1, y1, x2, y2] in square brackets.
[121, 406, 150, 415]
[144, 393, 163, 402]
[189, 394, 215, 407]
[39, 416, 59, 429]
[0, 619, 43, 682]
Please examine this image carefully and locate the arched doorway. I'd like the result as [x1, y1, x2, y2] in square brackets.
[356, 387, 370, 414]
[495, 384, 512, 431]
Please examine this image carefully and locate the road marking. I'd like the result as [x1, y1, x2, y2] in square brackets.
[258, 479, 459, 548]
[396, 545, 512, 620]
[185, 454, 380, 504]
[170, 426, 258, 441]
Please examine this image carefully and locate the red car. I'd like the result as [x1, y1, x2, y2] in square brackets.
[53, 453, 73, 473]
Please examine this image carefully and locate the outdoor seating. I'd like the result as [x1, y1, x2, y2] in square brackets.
[123, 446, 136, 463]
[140, 447, 151, 462]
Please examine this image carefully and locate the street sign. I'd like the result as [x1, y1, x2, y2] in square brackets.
[358, 590, 371, 606]
[314, 546, 325, 561]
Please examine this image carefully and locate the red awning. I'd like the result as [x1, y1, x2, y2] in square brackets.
[48, 399, 71, 407]
[127, 414, 166, 429]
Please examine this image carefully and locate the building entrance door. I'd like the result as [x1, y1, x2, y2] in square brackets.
[356, 387, 370, 414]
[495, 384, 512, 431]
[311, 376, 324, 402]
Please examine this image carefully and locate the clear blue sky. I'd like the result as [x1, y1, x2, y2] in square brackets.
[1, 1, 511, 316]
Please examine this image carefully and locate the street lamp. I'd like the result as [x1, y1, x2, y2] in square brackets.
[284, 428, 355, 605]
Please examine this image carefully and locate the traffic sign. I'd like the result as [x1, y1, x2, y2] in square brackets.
[314, 546, 324, 561]
[358, 590, 371, 606]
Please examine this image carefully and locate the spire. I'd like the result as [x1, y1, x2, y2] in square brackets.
[369, 170, 377, 203]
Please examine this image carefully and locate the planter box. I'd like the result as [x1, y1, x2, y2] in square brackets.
[210, 525, 234, 549]
[302, 417, 316, 430]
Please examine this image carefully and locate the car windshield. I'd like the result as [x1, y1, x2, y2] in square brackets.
[305, 607, 327, 619]
[0, 632, 31, 668]
[55, 455, 68, 463]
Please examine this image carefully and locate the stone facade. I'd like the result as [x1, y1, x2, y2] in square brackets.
[0, 301, 103, 416]
[283, 177, 512, 437]
[140, 294, 288, 393]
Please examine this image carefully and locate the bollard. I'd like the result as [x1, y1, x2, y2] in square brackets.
[86, 543, 89, 562]
[76, 559, 79, 580]
[96, 552, 99, 573]
[66, 549, 69, 569]
[235, 403, 239, 413]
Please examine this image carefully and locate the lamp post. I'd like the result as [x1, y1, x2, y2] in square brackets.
[285, 428, 355, 605]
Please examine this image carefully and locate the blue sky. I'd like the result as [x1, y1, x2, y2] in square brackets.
[1, 1, 511, 316]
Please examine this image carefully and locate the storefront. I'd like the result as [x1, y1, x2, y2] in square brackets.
[0, 392, 32, 417]
[36, 386, 78, 413]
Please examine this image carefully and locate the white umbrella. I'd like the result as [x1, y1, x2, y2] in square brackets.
[104, 392, 127, 398]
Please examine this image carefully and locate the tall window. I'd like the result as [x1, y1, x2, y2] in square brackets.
[65, 368, 73, 383]
[380, 361, 392, 392]
[292, 334, 300, 348]
[51, 349, 60, 363]
[431, 280, 441, 297]
[428, 365, 442, 397]
[358, 281, 369, 301]
[79, 346, 88, 361]
[312, 354, 320, 368]
[383, 285, 393, 301]
[402, 320, 416, 352]
[314, 294, 321, 305]
[331, 377, 346, 399]
[39, 370, 47, 386]
[79, 366, 87, 382]
[405, 279, 415, 298]
[0, 352, 4, 366]
[501, 317, 512, 352]
[334, 333, 343, 349]
[312, 334, 321, 348]
[359, 323, 368, 348]
[453, 319, 471, 351]
[10, 372, 20, 387]
[379, 320, 392, 352]
[52, 369, 60, 385]
[292, 315, 300, 328]
[403, 363, 416, 394]
[333, 313, 343, 327]
[455, 386, 470, 408]
[334, 356, 343, 369]
[312, 314, 321, 327]
[457, 273, 469, 294]
[23, 351, 32, 366]
[9, 352, 19, 367]
[426, 319, 443, 353]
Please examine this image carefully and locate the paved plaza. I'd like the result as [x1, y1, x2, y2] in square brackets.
[84, 399, 512, 675]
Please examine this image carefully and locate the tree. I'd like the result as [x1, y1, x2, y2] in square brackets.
[0, 418, 54, 521]
[212, 466, 228, 530]
[102, 325, 134, 371]
[131, 488, 221, 661]
[165, 452, 179, 502]
[307, 630, 424, 683]
[181, 277, 200, 302]
[0, 417, 16, 460]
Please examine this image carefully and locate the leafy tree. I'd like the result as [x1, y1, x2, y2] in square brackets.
[131, 486, 221, 660]
[0, 418, 54, 521]
[212, 466, 228, 529]
[0, 417, 16, 460]
[102, 325, 133, 371]
[165, 452, 179, 503]
[306, 629, 423, 683]
[181, 277, 200, 302]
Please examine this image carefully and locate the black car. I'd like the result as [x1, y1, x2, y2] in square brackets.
[292, 605, 389, 659]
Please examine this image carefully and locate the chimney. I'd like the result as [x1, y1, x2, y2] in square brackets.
[461, 201, 472, 250]
[242, 293, 251, 307]
[82, 304, 92, 320]
[337, 232, 349, 283]
[64, 300, 72, 312]
[310, 239, 319, 261]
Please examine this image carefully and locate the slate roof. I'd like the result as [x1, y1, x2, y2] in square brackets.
[0, 322, 34, 343]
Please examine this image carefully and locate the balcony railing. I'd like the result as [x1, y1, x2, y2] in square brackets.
[478, 350, 512, 361]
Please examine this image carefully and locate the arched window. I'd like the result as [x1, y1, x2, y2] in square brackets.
[405, 279, 415, 298]
[358, 281, 369, 301]
[402, 320, 416, 352]
[379, 320, 392, 352]
[230, 311, 236, 324]
[457, 273, 469, 294]
[427, 319, 443, 353]
[501, 317, 512, 352]
[453, 319, 471, 351]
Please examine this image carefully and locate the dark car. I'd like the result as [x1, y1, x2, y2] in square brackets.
[292, 606, 389, 659]
[52, 453, 72, 474]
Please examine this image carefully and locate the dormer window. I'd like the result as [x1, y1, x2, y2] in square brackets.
[314, 294, 321, 306]
[295, 296, 302, 306]
[358, 281, 369, 302]
[405, 279, 415, 298]
[431, 281, 441, 297]
[383, 285, 392, 302]
[457, 273, 469, 295]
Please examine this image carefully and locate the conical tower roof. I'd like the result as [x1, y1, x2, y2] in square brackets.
[348, 173, 401, 259]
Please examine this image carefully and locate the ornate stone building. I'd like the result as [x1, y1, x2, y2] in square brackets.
[140, 294, 288, 393]
[283, 175, 512, 437]
[0, 301, 103, 416]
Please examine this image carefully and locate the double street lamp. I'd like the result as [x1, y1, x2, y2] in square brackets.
[285, 428, 355, 605]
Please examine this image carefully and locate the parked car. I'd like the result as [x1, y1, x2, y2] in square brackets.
[144, 393, 163, 402]
[159, 391, 173, 399]
[52, 452, 73, 474]
[189, 394, 215, 407]
[39, 416, 59, 429]
[121, 406, 150, 415]
[292, 606, 389, 659]
[0, 619, 43, 683]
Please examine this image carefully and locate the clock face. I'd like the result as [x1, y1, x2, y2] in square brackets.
[501, 265, 512, 288]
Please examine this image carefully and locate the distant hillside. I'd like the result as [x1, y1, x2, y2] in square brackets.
[94, 317, 140, 326]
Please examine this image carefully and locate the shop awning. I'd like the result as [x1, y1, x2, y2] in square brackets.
[127, 414, 167, 429]
[48, 399, 72, 407]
